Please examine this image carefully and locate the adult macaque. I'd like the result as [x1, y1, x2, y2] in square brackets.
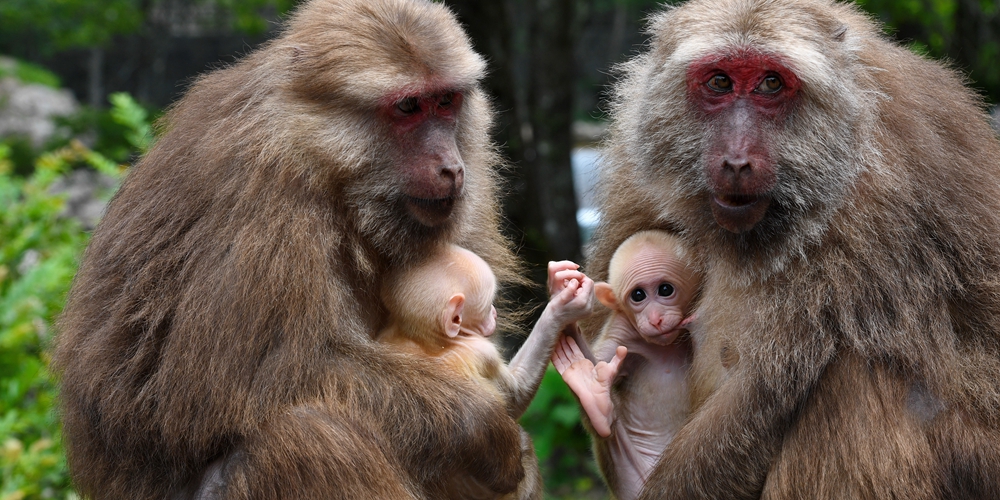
[54, 0, 531, 497]
[587, 0, 1000, 498]
[553, 230, 699, 500]
[379, 244, 594, 499]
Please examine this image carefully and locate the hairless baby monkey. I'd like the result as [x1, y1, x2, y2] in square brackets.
[551, 230, 700, 500]
[379, 244, 595, 499]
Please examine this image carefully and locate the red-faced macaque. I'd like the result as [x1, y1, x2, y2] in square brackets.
[586, 0, 1000, 498]
[379, 244, 595, 499]
[552, 230, 700, 500]
[53, 0, 533, 498]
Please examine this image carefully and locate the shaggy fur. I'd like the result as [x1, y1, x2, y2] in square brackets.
[53, 0, 527, 498]
[586, 0, 1000, 498]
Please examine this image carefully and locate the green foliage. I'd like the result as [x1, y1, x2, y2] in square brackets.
[0, 61, 60, 89]
[0, 0, 143, 52]
[856, 0, 1000, 102]
[521, 367, 605, 498]
[214, 0, 301, 34]
[108, 93, 154, 153]
[0, 0, 300, 56]
[0, 93, 144, 499]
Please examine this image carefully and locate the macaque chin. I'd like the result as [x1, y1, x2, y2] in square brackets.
[380, 244, 595, 499]
[553, 230, 700, 500]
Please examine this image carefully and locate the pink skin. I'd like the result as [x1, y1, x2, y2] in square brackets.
[686, 49, 800, 233]
[596, 246, 698, 346]
[552, 336, 626, 437]
[387, 90, 466, 227]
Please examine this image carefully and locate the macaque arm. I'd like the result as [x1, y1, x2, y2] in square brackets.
[506, 276, 595, 416]
[638, 341, 835, 499]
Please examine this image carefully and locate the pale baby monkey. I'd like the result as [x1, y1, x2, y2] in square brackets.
[378, 244, 595, 499]
[551, 230, 700, 500]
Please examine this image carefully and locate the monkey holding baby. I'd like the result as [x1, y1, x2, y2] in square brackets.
[378, 244, 594, 499]
[552, 230, 700, 500]
[54, 0, 535, 497]
[587, 0, 1000, 497]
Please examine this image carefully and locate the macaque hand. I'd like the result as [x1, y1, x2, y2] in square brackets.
[551, 335, 625, 437]
[547, 261, 586, 298]
[547, 272, 595, 326]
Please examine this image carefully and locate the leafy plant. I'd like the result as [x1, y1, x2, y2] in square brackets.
[521, 366, 605, 498]
[0, 92, 144, 499]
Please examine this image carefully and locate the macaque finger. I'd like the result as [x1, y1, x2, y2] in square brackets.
[552, 336, 572, 372]
[565, 335, 586, 360]
[557, 278, 581, 303]
[608, 346, 627, 372]
[593, 417, 613, 438]
[548, 261, 581, 295]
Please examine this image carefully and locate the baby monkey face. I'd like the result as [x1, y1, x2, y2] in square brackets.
[618, 247, 698, 345]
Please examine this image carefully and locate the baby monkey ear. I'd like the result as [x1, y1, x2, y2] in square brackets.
[443, 293, 466, 338]
[594, 282, 620, 311]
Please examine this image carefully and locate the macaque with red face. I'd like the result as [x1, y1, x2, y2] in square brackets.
[552, 230, 700, 500]
[587, 0, 1000, 497]
[54, 0, 536, 497]
[379, 244, 595, 499]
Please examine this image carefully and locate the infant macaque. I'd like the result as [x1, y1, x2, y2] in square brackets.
[378, 244, 594, 499]
[551, 230, 700, 500]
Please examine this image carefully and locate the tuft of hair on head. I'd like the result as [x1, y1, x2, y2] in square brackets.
[607, 230, 689, 292]
[382, 243, 497, 338]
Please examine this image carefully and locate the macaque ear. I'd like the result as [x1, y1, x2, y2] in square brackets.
[595, 282, 620, 311]
[443, 294, 465, 338]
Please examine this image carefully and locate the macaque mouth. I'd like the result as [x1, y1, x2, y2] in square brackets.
[405, 195, 460, 225]
[710, 192, 772, 233]
[714, 193, 760, 208]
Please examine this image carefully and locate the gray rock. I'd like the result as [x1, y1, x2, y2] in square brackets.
[0, 57, 79, 147]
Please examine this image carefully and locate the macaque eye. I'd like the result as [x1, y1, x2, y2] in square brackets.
[396, 97, 420, 115]
[657, 283, 675, 297]
[629, 288, 647, 303]
[707, 74, 733, 92]
[756, 75, 782, 93]
[439, 92, 455, 107]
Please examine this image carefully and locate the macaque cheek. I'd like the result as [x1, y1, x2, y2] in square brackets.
[482, 306, 497, 337]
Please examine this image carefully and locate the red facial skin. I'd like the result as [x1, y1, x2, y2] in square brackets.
[686, 49, 801, 233]
[385, 90, 466, 227]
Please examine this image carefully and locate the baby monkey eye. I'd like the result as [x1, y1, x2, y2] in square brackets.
[629, 288, 647, 303]
[707, 74, 733, 92]
[657, 283, 675, 297]
[756, 75, 782, 93]
[396, 97, 420, 114]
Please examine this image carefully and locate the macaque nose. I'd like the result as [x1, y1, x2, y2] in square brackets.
[648, 312, 663, 329]
[441, 163, 465, 195]
[722, 158, 752, 179]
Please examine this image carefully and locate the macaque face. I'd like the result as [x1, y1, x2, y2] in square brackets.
[434, 247, 499, 341]
[686, 48, 801, 233]
[617, 246, 699, 345]
[386, 90, 467, 227]
[462, 303, 498, 338]
[458, 253, 498, 338]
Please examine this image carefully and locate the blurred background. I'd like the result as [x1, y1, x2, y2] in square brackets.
[2, 0, 1000, 497]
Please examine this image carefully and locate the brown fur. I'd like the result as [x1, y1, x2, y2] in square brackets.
[587, 0, 1000, 498]
[53, 0, 528, 498]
